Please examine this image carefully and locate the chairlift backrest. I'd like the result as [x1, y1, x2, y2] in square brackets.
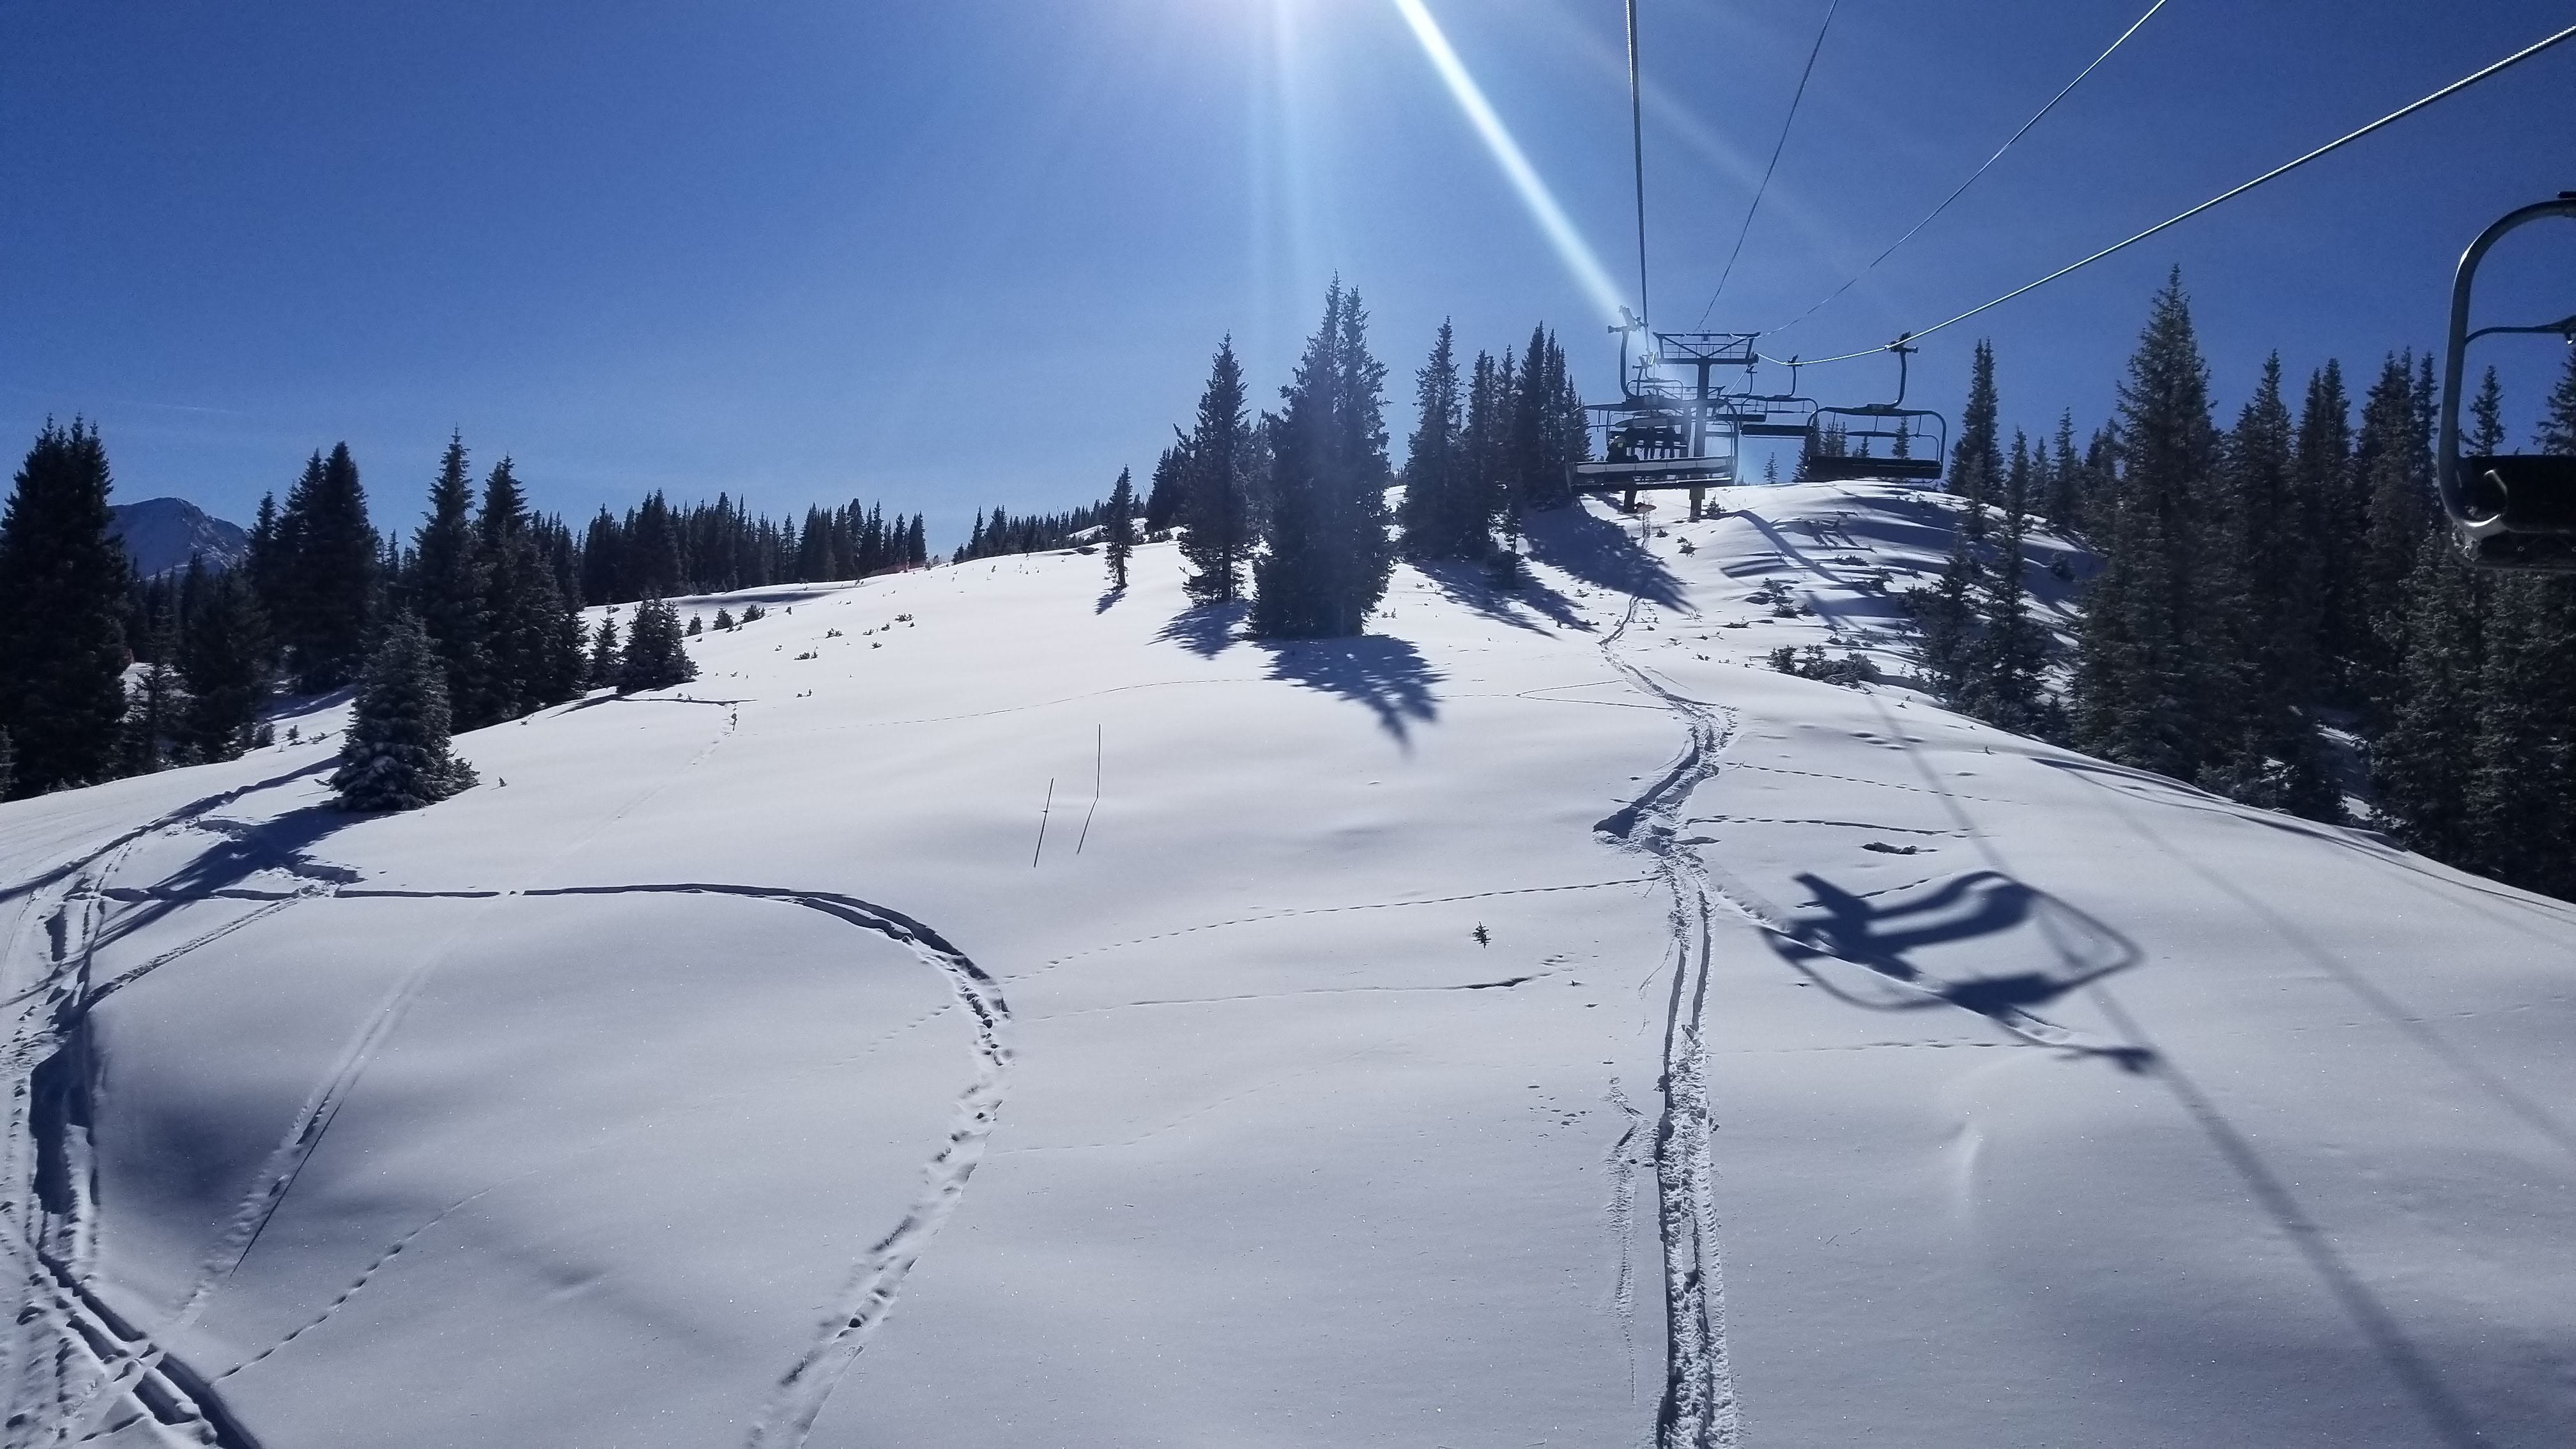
[2438, 194, 2576, 571]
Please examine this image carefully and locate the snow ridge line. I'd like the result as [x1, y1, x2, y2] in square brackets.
[1598, 593, 1743, 1449]
[517, 885, 1010, 1449]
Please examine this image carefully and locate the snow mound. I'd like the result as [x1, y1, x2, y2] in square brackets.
[4, 481, 2570, 1448]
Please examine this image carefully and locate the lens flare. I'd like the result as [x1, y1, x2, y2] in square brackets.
[1388, 0, 1630, 327]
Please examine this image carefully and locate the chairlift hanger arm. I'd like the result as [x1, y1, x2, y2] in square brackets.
[2438, 195, 2576, 541]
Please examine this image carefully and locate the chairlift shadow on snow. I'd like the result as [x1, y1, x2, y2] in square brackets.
[1262, 634, 1443, 746]
[1519, 503, 1688, 611]
[1154, 599, 1248, 658]
[1765, 869, 2152, 1067]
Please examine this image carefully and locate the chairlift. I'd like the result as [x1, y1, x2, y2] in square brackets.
[2437, 193, 2576, 571]
[1802, 336, 1947, 483]
[1572, 321, 1759, 510]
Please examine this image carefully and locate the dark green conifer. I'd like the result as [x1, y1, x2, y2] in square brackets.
[178, 571, 271, 760]
[618, 597, 699, 693]
[415, 434, 488, 721]
[586, 613, 620, 689]
[1948, 340, 2003, 512]
[1179, 337, 1255, 602]
[0, 420, 130, 796]
[1252, 280, 1396, 638]
[1399, 320, 1478, 558]
[332, 611, 477, 810]
[274, 443, 379, 691]
[1104, 466, 1136, 590]
[2373, 526, 2483, 859]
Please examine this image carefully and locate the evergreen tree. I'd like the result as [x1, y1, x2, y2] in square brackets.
[618, 597, 699, 692]
[0, 420, 130, 796]
[586, 614, 620, 689]
[2468, 365, 2508, 456]
[273, 443, 379, 691]
[2044, 411, 2083, 526]
[2294, 360, 2362, 691]
[1179, 337, 1255, 602]
[178, 571, 270, 761]
[1399, 320, 1480, 558]
[1103, 466, 1136, 590]
[2463, 572, 2572, 895]
[332, 611, 477, 810]
[1144, 445, 1187, 534]
[2373, 526, 2483, 860]
[1949, 339, 2004, 511]
[415, 434, 488, 724]
[1253, 280, 1397, 638]
[2070, 271, 2220, 780]
[116, 604, 183, 776]
[1961, 431, 2047, 731]
[2539, 344, 2576, 452]
[2356, 354, 2430, 705]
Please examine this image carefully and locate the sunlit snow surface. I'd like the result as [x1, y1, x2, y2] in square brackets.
[5, 483, 2571, 1448]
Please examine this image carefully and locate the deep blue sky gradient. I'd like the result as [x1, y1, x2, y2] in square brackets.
[5, 1, 2572, 543]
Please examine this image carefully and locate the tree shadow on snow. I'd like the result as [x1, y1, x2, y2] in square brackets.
[1094, 584, 1126, 615]
[1154, 600, 1248, 657]
[1409, 556, 1588, 634]
[1262, 634, 1443, 747]
[1520, 503, 1688, 611]
[92, 799, 370, 962]
[1764, 869, 2152, 1067]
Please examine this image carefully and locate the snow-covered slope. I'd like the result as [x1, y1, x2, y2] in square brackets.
[5, 482, 2570, 1448]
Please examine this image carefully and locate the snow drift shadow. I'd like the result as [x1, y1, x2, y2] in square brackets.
[1767, 870, 2150, 1064]
[1522, 504, 1687, 611]
[1154, 600, 1248, 657]
[1262, 635, 1442, 745]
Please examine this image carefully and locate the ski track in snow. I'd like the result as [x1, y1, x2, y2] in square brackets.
[1595, 590, 1742, 1449]
[3, 707, 1008, 1449]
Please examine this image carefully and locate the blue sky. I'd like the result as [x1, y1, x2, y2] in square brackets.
[4, 1, 2572, 544]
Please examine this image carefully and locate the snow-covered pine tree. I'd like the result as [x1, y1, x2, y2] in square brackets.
[1104, 466, 1136, 590]
[0, 419, 130, 797]
[332, 610, 478, 811]
[618, 597, 698, 693]
[1178, 338, 1255, 602]
[1252, 280, 1395, 638]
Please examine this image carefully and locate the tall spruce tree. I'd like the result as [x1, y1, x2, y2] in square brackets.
[2373, 526, 2483, 861]
[1253, 280, 1397, 638]
[1399, 320, 1480, 558]
[2464, 571, 2572, 895]
[415, 434, 488, 724]
[2356, 354, 2431, 706]
[2071, 271, 2220, 779]
[1179, 337, 1255, 602]
[178, 570, 270, 761]
[1949, 340, 2004, 513]
[332, 610, 477, 811]
[1961, 431, 2046, 732]
[2539, 344, 2576, 452]
[1103, 466, 1135, 590]
[274, 443, 379, 691]
[0, 420, 130, 796]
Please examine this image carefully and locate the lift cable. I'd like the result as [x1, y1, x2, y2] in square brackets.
[1761, 17, 2576, 370]
[1625, 0, 1652, 330]
[1764, 0, 2169, 342]
[1696, 0, 1840, 329]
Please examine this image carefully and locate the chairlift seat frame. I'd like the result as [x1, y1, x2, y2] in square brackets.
[2437, 194, 2576, 571]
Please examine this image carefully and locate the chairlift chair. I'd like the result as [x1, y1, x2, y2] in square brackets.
[1801, 336, 1947, 483]
[2437, 193, 2576, 571]
[1571, 323, 1759, 508]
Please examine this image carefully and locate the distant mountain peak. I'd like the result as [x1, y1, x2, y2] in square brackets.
[109, 496, 251, 579]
